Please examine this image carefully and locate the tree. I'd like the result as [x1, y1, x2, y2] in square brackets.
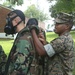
[47, 0, 75, 18]
[2, 0, 49, 21]
[6, 0, 23, 5]
[2, 0, 23, 9]
[24, 4, 49, 21]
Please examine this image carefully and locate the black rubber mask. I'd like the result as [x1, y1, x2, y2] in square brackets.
[4, 15, 22, 35]
[4, 10, 25, 35]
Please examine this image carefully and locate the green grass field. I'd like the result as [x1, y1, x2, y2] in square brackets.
[0, 31, 75, 74]
[0, 38, 14, 56]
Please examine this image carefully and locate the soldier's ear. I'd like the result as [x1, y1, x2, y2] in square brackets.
[15, 16, 22, 23]
[65, 24, 70, 30]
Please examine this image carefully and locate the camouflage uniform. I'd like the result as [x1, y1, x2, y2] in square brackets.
[5, 27, 40, 75]
[0, 45, 7, 75]
[43, 12, 74, 75]
[37, 27, 47, 75]
[44, 32, 74, 75]
[26, 18, 46, 75]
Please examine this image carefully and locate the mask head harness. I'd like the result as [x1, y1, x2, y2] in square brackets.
[4, 10, 25, 35]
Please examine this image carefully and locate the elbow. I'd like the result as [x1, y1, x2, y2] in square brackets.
[38, 49, 46, 56]
[35, 44, 46, 56]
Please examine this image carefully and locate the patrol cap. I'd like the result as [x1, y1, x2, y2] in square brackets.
[55, 12, 73, 23]
[8, 10, 25, 24]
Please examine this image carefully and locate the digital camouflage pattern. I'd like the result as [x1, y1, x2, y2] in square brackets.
[0, 45, 7, 74]
[55, 12, 73, 23]
[45, 32, 74, 75]
[5, 27, 42, 75]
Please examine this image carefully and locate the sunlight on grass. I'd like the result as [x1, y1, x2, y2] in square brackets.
[46, 32, 58, 42]
[0, 39, 14, 55]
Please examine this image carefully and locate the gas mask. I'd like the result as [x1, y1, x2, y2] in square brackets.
[4, 16, 15, 35]
[4, 15, 22, 35]
[4, 10, 25, 35]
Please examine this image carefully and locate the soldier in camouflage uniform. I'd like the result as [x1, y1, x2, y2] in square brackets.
[26, 18, 46, 75]
[4, 10, 41, 75]
[30, 12, 75, 75]
[0, 45, 7, 75]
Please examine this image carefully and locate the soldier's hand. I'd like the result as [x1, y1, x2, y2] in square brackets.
[29, 25, 39, 34]
[38, 34, 47, 45]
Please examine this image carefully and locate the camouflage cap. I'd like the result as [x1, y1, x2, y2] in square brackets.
[55, 12, 73, 23]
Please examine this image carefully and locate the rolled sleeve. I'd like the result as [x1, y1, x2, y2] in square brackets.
[44, 44, 55, 57]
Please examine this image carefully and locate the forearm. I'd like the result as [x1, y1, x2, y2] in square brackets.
[31, 29, 46, 56]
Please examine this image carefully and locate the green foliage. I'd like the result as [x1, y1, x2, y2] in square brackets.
[3, 1, 10, 6]
[2, 0, 48, 22]
[48, 0, 75, 18]
[24, 4, 49, 21]
[2, 0, 23, 8]
[6, 0, 23, 5]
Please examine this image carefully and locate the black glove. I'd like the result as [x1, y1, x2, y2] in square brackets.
[29, 25, 39, 34]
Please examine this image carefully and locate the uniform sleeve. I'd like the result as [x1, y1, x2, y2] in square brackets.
[50, 37, 66, 53]
[44, 44, 55, 57]
[44, 37, 66, 57]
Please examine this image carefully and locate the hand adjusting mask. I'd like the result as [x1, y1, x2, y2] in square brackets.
[4, 13, 22, 35]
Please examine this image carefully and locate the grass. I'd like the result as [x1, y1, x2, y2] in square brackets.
[46, 31, 75, 45]
[0, 31, 75, 74]
[0, 38, 14, 56]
